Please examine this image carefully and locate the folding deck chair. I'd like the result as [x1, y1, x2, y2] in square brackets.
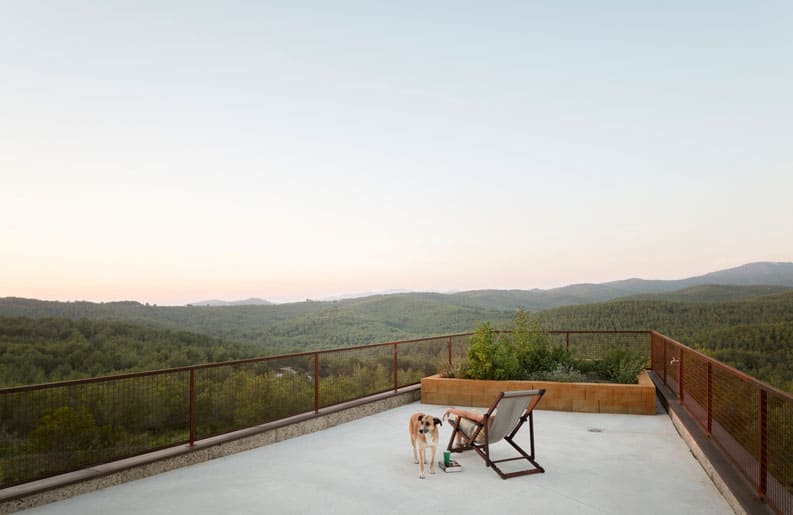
[446, 389, 545, 479]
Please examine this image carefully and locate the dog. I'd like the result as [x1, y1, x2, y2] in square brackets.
[409, 412, 442, 478]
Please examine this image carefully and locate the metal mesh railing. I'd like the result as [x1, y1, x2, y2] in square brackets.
[317, 345, 394, 408]
[396, 336, 450, 388]
[651, 332, 793, 515]
[0, 371, 189, 488]
[711, 364, 760, 484]
[0, 334, 470, 489]
[193, 355, 314, 440]
[767, 390, 793, 515]
[681, 348, 709, 430]
[551, 331, 650, 362]
[450, 333, 472, 369]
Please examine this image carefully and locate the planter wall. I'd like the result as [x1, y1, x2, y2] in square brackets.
[421, 370, 656, 415]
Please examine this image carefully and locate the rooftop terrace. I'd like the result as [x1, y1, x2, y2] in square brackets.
[1, 330, 790, 514]
[15, 402, 732, 515]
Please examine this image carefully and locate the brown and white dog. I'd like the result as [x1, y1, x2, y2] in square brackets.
[409, 412, 442, 479]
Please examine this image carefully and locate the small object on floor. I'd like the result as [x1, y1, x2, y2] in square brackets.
[439, 459, 462, 472]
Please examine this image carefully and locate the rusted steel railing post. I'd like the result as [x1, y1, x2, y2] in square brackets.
[707, 362, 712, 436]
[393, 342, 398, 392]
[565, 332, 570, 352]
[313, 352, 320, 414]
[759, 389, 768, 499]
[679, 349, 685, 404]
[663, 338, 668, 385]
[650, 332, 655, 372]
[189, 368, 195, 446]
[448, 336, 452, 366]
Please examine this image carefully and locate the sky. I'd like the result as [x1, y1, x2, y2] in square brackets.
[1, 1, 792, 306]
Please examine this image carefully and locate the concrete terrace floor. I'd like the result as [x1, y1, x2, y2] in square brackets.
[22, 402, 732, 515]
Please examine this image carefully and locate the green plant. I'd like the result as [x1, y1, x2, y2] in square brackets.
[459, 310, 649, 384]
[596, 347, 646, 384]
[526, 363, 588, 382]
[463, 322, 520, 380]
[436, 358, 466, 379]
[462, 311, 582, 380]
[512, 309, 577, 376]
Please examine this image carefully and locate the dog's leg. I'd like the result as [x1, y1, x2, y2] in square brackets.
[418, 444, 426, 479]
[411, 437, 418, 464]
[429, 444, 437, 474]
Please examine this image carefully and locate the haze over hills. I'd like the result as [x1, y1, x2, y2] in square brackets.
[178, 261, 793, 310]
[190, 298, 272, 307]
[0, 261, 790, 352]
[3, 261, 793, 317]
[415, 261, 793, 311]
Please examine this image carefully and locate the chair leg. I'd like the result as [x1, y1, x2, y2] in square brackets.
[475, 433, 543, 479]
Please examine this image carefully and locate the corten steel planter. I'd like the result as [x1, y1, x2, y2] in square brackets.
[421, 370, 656, 415]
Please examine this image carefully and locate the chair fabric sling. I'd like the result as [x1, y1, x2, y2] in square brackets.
[446, 389, 545, 479]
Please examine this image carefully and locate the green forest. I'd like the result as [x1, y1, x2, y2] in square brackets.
[0, 295, 510, 355]
[0, 317, 262, 387]
[539, 290, 793, 392]
[1, 286, 793, 392]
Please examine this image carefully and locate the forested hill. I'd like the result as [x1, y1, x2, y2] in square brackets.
[0, 317, 262, 387]
[3, 284, 793, 391]
[614, 284, 792, 303]
[0, 295, 511, 387]
[0, 297, 327, 346]
[1, 284, 791, 353]
[539, 291, 793, 392]
[0, 295, 512, 354]
[538, 290, 793, 335]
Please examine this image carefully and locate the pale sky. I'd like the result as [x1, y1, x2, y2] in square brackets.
[1, 1, 792, 305]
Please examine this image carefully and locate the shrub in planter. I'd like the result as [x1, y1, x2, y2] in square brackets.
[460, 310, 644, 384]
[463, 310, 581, 381]
[596, 347, 647, 385]
[512, 309, 578, 377]
[464, 322, 519, 380]
[526, 363, 588, 382]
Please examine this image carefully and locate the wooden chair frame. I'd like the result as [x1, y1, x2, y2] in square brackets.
[446, 389, 545, 479]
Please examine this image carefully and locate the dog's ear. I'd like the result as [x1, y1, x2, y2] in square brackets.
[434, 417, 442, 426]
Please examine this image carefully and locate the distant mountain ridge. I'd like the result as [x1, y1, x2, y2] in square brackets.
[436, 261, 793, 311]
[602, 261, 793, 292]
[182, 261, 793, 311]
[3, 261, 793, 314]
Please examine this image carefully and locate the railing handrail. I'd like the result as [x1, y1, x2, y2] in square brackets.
[0, 330, 652, 394]
[650, 330, 793, 403]
[3, 328, 789, 402]
[0, 331, 477, 394]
